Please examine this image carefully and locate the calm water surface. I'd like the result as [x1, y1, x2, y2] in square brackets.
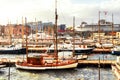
[0, 67, 116, 80]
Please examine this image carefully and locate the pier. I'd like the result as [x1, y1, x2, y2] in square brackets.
[78, 60, 116, 68]
[112, 64, 120, 80]
[78, 60, 115, 64]
[93, 48, 111, 53]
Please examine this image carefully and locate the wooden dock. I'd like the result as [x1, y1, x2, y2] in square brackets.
[78, 60, 115, 64]
[0, 57, 25, 65]
[93, 48, 111, 53]
[78, 60, 116, 67]
[112, 63, 120, 79]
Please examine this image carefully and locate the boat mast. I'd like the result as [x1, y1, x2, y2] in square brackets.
[54, 0, 58, 58]
[8, 20, 12, 45]
[22, 17, 24, 48]
[98, 11, 101, 44]
[35, 18, 38, 45]
[21, 17, 25, 61]
[25, 17, 28, 61]
[73, 16, 75, 56]
[112, 14, 114, 46]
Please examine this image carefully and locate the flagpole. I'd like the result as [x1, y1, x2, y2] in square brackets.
[112, 13, 114, 46]
[98, 11, 101, 44]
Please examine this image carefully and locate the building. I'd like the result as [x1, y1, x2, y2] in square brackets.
[58, 24, 66, 33]
[13, 25, 31, 37]
[76, 20, 120, 32]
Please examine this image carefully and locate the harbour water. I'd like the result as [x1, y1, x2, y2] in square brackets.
[0, 53, 117, 80]
[0, 67, 116, 80]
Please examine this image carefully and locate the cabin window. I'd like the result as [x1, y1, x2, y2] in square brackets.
[36, 58, 40, 61]
[19, 29, 22, 32]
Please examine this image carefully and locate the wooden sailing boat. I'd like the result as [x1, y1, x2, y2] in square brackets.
[15, 0, 78, 70]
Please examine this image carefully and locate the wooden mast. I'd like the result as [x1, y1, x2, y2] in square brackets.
[98, 11, 101, 44]
[21, 17, 25, 61]
[73, 16, 75, 57]
[9, 21, 12, 45]
[22, 17, 24, 47]
[25, 17, 28, 61]
[8, 20, 12, 45]
[112, 14, 114, 46]
[35, 18, 38, 45]
[54, 0, 58, 59]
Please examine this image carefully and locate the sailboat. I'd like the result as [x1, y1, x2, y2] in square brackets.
[47, 42, 94, 54]
[95, 11, 113, 49]
[48, 17, 94, 54]
[25, 19, 51, 53]
[15, 0, 78, 70]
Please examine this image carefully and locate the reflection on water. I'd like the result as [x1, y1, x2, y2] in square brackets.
[87, 53, 117, 60]
[0, 67, 116, 80]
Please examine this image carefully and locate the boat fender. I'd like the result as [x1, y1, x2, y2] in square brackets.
[112, 51, 114, 54]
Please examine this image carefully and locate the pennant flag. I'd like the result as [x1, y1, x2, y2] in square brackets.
[104, 11, 107, 15]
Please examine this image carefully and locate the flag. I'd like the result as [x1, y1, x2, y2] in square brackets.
[104, 11, 107, 15]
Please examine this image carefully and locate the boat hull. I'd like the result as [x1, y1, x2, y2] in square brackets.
[0, 64, 6, 68]
[48, 48, 93, 54]
[74, 48, 93, 54]
[111, 51, 120, 55]
[0, 48, 26, 54]
[15, 62, 78, 70]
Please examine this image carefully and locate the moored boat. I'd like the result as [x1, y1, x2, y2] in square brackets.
[95, 43, 113, 49]
[16, 52, 78, 70]
[0, 44, 26, 54]
[47, 43, 94, 54]
[111, 45, 120, 55]
[0, 61, 6, 68]
[15, 0, 78, 70]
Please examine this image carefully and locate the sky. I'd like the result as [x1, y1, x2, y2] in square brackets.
[0, 0, 120, 26]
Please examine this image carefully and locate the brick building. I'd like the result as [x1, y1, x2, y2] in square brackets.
[0, 24, 31, 38]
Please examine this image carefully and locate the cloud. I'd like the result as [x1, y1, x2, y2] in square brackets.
[0, 0, 120, 26]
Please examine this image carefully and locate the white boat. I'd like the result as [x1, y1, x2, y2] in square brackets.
[111, 45, 120, 55]
[0, 64, 6, 68]
[83, 39, 95, 43]
[95, 43, 113, 48]
[16, 62, 78, 70]
[0, 62, 6, 68]
[0, 44, 26, 54]
[48, 43, 94, 54]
